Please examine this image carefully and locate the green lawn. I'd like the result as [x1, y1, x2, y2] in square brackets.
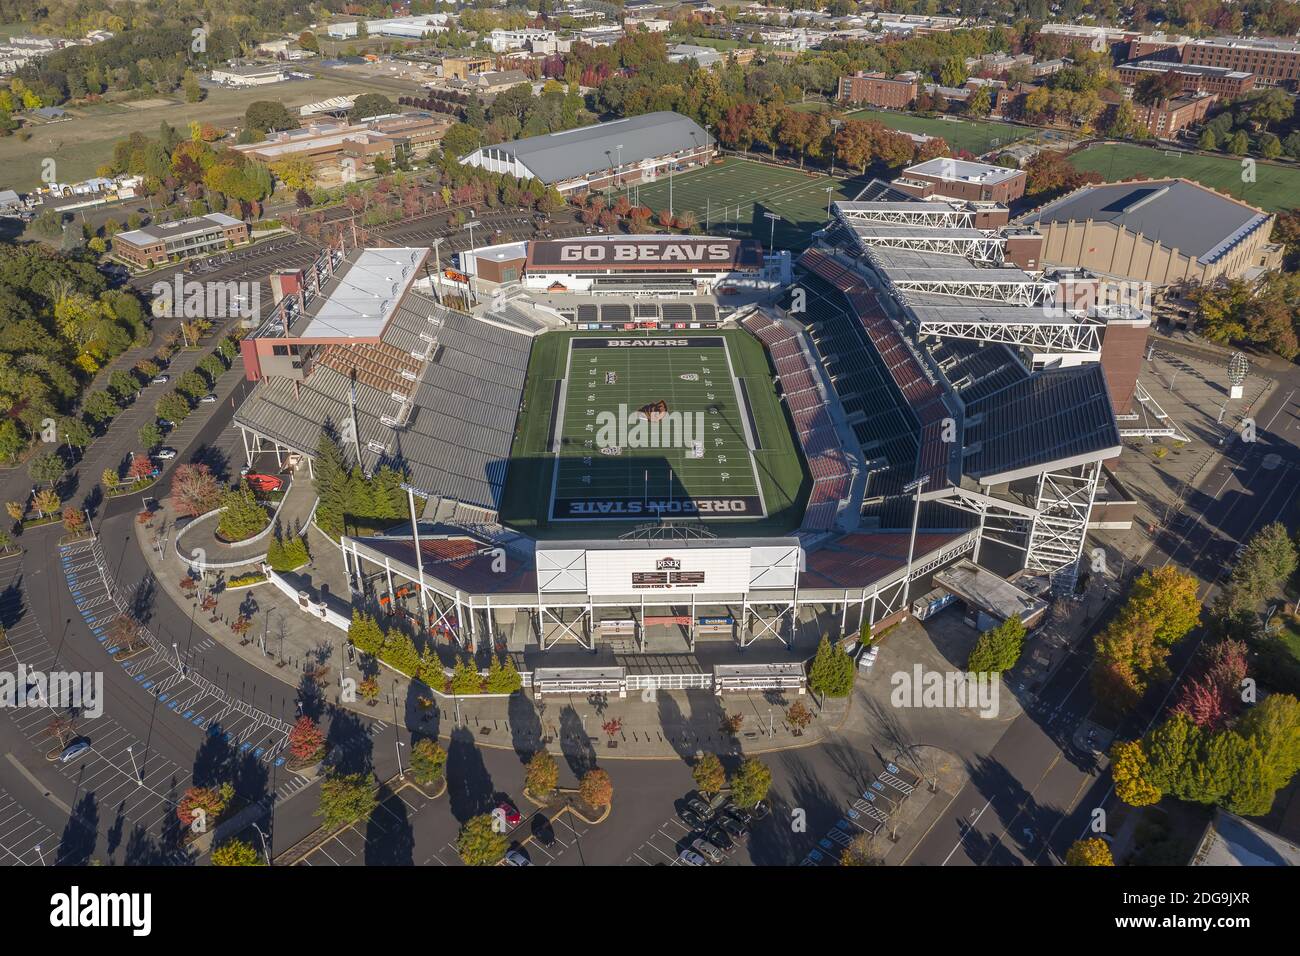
[500, 329, 807, 538]
[626, 157, 858, 250]
[844, 108, 1029, 155]
[1067, 143, 1300, 213]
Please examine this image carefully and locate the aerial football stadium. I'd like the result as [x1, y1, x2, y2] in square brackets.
[230, 160, 1171, 694]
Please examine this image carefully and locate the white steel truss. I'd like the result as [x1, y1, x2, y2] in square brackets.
[854, 233, 1005, 263]
[918, 316, 1102, 354]
[1116, 380, 1189, 440]
[540, 604, 592, 651]
[892, 277, 1055, 307]
[1025, 462, 1103, 593]
[835, 203, 976, 228]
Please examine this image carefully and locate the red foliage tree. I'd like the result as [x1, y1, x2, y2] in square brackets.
[170, 463, 221, 518]
[287, 715, 325, 763]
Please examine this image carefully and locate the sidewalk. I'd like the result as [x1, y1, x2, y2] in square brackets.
[137, 512, 847, 758]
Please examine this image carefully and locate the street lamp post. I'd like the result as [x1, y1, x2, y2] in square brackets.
[825, 185, 834, 220]
[127, 744, 142, 786]
[251, 823, 272, 866]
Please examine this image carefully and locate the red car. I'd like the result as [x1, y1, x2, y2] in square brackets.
[244, 473, 284, 493]
[496, 801, 522, 828]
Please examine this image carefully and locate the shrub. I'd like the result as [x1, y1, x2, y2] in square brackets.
[579, 768, 613, 808]
[808, 636, 855, 697]
[380, 630, 421, 676]
[410, 738, 447, 786]
[267, 532, 309, 571]
[227, 571, 266, 587]
[316, 772, 377, 829]
[457, 814, 507, 865]
[216, 481, 269, 542]
[349, 611, 384, 656]
[211, 839, 265, 866]
[525, 750, 559, 799]
[449, 657, 482, 694]
[484, 654, 523, 693]
[967, 616, 1027, 674]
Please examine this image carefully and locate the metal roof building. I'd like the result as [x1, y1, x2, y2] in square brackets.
[1017, 178, 1281, 285]
[460, 111, 714, 192]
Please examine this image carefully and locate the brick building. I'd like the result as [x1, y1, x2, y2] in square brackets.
[893, 157, 1027, 204]
[1181, 36, 1300, 89]
[1116, 60, 1256, 98]
[837, 71, 919, 108]
[113, 213, 249, 269]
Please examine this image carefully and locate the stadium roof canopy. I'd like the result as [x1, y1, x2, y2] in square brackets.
[295, 247, 428, 339]
[1018, 179, 1270, 264]
[465, 111, 711, 184]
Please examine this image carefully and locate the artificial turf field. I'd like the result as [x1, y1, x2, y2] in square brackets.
[550, 335, 763, 521]
[628, 157, 858, 250]
[500, 329, 809, 537]
[1066, 143, 1300, 213]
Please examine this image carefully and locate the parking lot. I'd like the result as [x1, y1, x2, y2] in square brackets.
[626, 792, 762, 866]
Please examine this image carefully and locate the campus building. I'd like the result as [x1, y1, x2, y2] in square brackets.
[460, 111, 715, 194]
[1180, 36, 1300, 89]
[233, 112, 450, 183]
[1100, 89, 1218, 138]
[113, 213, 249, 269]
[1116, 60, 1256, 98]
[837, 71, 919, 108]
[1016, 179, 1283, 286]
[892, 158, 1027, 204]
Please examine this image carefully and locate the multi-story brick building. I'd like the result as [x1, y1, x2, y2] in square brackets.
[893, 157, 1027, 204]
[1116, 60, 1256, 98]
[113, 213, 249, 269]
[837, 71, 919, 108]
[1181, 36, 1300, 89]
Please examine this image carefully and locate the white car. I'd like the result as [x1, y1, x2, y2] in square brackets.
[503, 849, 531, 866]
[678, 849, 709, 866]
[153, 447, 178, 461]
[151, 374, 169, 385]
[200, 394, 217, 404]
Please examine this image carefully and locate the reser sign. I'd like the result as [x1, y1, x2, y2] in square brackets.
[557, 241, 734, 264]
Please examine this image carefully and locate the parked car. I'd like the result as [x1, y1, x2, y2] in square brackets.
[199, 393, 217, 404]
[151, 374, 169, 384]
[59, 740, 91, 763]
[496, 801, 522, 828]
[153, 447, 178, 461]
[706, 824, 733, 850]
[503, 848, 531, 866]
[157, 419, 175, 432]
[716, 814, 747, 839]
[244, 473, 284, 493]
[684, 793, 712, 818]
[678, 807, 705, 830]
[530, 815, 556, 847]
[691, 837, 723, 864]
[678, 849, 709, 866]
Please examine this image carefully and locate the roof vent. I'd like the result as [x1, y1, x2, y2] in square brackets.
[1122, 185, 1170, 214]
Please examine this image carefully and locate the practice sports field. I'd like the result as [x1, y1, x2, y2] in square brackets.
[627, 157, 857, 250]
[1067, 143, 1300, 212]
[845, 108, 1030, 156]
[550, 336, 762, 521]
[501, 329, 808, 536]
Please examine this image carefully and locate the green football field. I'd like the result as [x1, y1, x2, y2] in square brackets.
[500, 329, 808, 536]
[1067, 143, 1300, 212]
[626, 157, 858, 250]
[550, 336, 763, 521]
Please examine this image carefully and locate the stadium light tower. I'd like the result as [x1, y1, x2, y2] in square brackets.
[902, 475, 929, 607]
[764, 211, 780, 250]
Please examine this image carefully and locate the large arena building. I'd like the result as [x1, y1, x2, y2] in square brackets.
[459, 111, 715, 194]
[229, 186, 1169, 694]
